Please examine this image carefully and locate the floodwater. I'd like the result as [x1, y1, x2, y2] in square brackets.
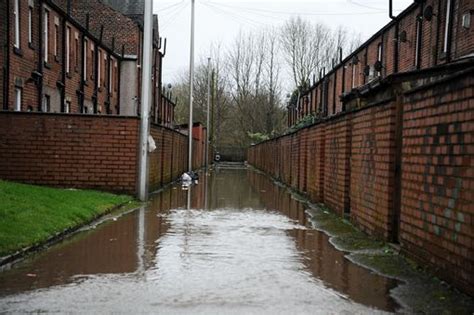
[0, 165, 400, 314]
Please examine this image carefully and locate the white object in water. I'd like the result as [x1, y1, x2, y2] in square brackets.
[181, 172, 192, 182]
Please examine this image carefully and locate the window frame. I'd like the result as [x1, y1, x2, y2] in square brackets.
[44, 8, 49, 63]
[15, 87, 22, 111]
[377, 42, 383, 76]
[74, 32, 79, 72]
[28, 3, 33, 45]
[83, 38, 88, 81]
[109, 57, 113, 93]
[54, 18, 59, 58]
[65, 100, 71, 113]
[97, 49, 102, 88]
[14, 0, 20, 49]
[42, 94, 51, 112]
[66, 25, 71, 73]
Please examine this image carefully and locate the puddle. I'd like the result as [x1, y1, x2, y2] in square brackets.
[0, 167, 412, 313]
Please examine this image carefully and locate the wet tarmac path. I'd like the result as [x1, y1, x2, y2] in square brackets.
[0, 165, 400, 314]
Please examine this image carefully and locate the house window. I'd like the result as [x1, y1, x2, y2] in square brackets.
[54, 19, 59, 58]
[109, 58, 113, 93]
[65, 101, 70, 113]
[351, 64, 356, 88]
[28, 3, 33, 45]
[97, 50, 101, 88]
[15, 88, 22, 111]
[44, 9, 49, 62]
[66, 26, 71, 73]
[377, 43, 383, 76]
[14, 0, 20, 48]
[75, 33, 79, 72]
[83, 38, 88, 80]
[90, 44, 94, 80]
[104, 53, 107, 88]
[114, 60, 118, 92]
[443, 0, 452, 54]
[42, 95, 50, 112]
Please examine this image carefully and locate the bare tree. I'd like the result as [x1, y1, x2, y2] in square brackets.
[280, 17, 363, 90]
[280, 16, 333, 88]
[225, 29, 287, 147]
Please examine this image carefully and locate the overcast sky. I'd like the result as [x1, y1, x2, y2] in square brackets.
[154, 0, 413, 85]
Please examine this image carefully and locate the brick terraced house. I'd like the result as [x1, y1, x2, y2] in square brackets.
[289, 0, 473, 126]
[1, 0, 175, 127]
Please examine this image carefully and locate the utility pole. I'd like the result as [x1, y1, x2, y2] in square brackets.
[138, 0, 153, 201]
[210, 69, 215, 151]
[205, 57, 211, 171]
[187, 0, 195, 172]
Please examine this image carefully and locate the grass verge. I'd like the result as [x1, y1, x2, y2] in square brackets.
[0, 180, 134, 257]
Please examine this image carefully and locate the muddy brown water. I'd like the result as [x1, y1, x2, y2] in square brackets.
[0, 166, 400, 314]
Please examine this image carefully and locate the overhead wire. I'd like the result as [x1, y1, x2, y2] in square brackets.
[202, 1, 270, 27]
[202, 1, 287, 22]
[160, 1, 190, 31]
[201, 2, 271, 29]
[203, 1, 394, 17]
[346, 0, 385, 11]
[156, 1, 186, 13]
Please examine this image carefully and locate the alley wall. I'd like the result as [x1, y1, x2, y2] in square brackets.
[0, 112, 206, 195]
[248, 66, 474, 296]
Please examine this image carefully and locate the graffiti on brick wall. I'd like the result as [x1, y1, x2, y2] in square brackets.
[419, 122, 467, 240]
[328, 136, 339, 193]
[361, 133, 376, 210]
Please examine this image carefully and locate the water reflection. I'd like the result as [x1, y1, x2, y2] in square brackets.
[247, 171, 399, 312]
[0, 166, 399, 313]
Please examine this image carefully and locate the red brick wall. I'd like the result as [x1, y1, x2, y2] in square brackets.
[324, 116, 352, 216]
[0, 112, 139, 194]
[399, 70, 474, 295]
[290, 133, 299, 189]
[350, 102, 398, 239]
[248, 65, 474, 296]
[306, 125, 325, 203]
[148, 124, 206, 192]
[298, 128, 309, 193]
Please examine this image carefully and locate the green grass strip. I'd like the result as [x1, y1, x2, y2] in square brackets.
[0, 180, 133, 257]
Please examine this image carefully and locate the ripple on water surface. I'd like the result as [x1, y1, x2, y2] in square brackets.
[0, 169, 398, 314]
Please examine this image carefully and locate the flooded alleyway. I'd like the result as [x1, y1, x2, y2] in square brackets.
[0, 165, 467, 313]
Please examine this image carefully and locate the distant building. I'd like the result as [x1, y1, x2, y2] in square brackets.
[1, 0, 174, 126]
[99, 0, 145, 26]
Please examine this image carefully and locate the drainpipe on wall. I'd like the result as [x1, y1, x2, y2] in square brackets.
[79, 33, 85, 113]
[4, 0, 11, 110]
[434, 0, 442, 66]
[117, 44, 125, 115]
[107, 37, 114, 114]
[389, 0, 399, 73]
[60, 13, 66, 112]
[93, 25, 103, 114]
[37, 0, 44, 112]
[415, 2, 424, 69]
